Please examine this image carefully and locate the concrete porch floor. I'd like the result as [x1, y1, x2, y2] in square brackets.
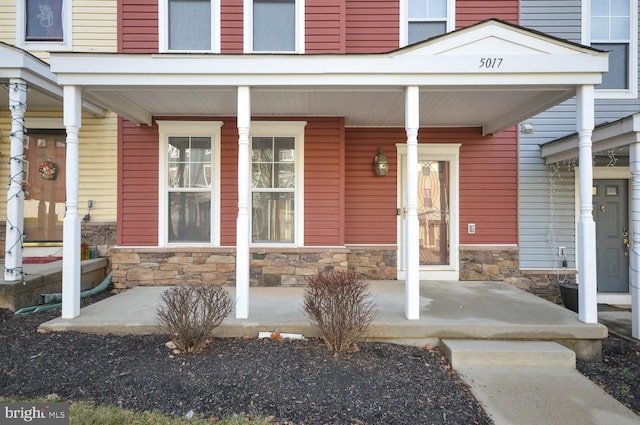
[40, 280, 608, 360]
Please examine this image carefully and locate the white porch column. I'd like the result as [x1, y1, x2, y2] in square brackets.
[4, 79, 27, 281]
[405, 86, 420, 320]
[576, 85, 598, 324]
[61, 86, 82, 319]
[235, 86, 251, 319]
[630, 142, 640, 339]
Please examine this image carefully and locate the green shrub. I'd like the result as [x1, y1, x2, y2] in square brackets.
[303, 271, 377, 352]
[156, 284, 232, 353]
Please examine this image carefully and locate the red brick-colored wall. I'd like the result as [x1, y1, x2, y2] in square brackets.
[344, 126, 518, 246]
[456, 0, 519, 28]
[119, 0, 520, 54]
[118, 118, 159, 245]
[120, 117, 345, 247]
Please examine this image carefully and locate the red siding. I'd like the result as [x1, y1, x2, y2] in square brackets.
[220, 119, 238, 245]
[344, 127, 518, 246]
[434, 127, 519, 245]
[456, 0, 519, 27]
[304, 117, 345, 245]
[345, 128, 399, 244]
[219, 117, 345, 246]
[120, 0, 159, 52]
[345, 0, 399, 53]
[221, 0, 244, 53]
[118, 119, 159, 245]
[306, 0, 345, 53]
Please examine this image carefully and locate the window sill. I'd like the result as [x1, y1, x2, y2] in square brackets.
[17, 41, 72, 52]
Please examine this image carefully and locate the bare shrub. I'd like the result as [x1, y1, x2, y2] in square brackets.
[303, 271, 377, 352]
[156, 284, 232, 353]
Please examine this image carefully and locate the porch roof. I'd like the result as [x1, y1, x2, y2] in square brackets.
[49, 19, 607, 135]
[0, 42, 106, 117]
[541, 112, 640, 164]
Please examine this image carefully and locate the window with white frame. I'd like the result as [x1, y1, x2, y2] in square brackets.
[159, 0, 220, 52]
[17, 0, 72, 50]
[158, 121, 222, 245]
[243, 0, 305, 53]
[403, 0, 454, 46]
[585, 0, 638, 96]
[250, 122, 305, 245]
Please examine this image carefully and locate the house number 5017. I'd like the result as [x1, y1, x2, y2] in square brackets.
[479, 58, 503, 68]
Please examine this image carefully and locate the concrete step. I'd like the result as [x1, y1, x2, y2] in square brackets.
[441, 339, 576, 369]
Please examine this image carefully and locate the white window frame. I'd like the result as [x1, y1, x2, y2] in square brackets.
[250, 121, 305, 247]
[396, 143, 460, 281]
[157, 120, 222, 247]
[399, 0, 455, 47]
[16, 0, 72, 51]
[582, 0, 638, 99]
[243, 0, 305, 53]
[158, 0, 221, 53]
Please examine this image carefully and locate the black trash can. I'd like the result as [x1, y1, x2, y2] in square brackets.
[559, 282, 578, 313]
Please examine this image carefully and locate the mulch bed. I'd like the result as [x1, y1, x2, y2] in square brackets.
[577, 335, 640, 415]
[2, 289, 639, 424]
[0, 299, 492, 424]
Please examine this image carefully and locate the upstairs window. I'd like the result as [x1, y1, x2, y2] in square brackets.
[159, 0, 220, 52]
[17, 0, 72, 50]
[584, 0, 638, 97]
[403, 0, 454, 46]
[244, 0, 305, 53]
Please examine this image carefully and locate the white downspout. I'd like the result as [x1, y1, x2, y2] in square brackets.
[4, 79, 27, 282]
[576, 85, 598, 324]
[61, 86, 82, 319]
[405, 86, 420, 320]
[235, 86, 251, 319]
[630, 142, 640, 339]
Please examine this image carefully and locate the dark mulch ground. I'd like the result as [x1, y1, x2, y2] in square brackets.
[0, 294, 491, 425]
[577, 335, 640, 415]
[2, 291, 639, 424]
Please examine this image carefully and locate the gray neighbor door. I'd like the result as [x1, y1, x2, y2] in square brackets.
[593, 179, 629, 293]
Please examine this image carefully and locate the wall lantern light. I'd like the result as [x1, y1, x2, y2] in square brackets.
[374, 146, 388, 176]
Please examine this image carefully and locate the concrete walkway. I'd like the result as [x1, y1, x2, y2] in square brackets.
[459, 366, 639, 425]
[38, 280, 640, 424]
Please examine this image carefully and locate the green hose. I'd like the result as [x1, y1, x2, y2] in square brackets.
[14, 271, 113, 315]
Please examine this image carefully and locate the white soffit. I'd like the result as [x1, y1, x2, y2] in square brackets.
[0, 43, 106, 116]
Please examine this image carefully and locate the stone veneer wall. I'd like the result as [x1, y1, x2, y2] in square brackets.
[81, 222, 117, 259]
[110, 246, 397, 289]
[460, 246, 576, 304]
[109, 244, 570, 304]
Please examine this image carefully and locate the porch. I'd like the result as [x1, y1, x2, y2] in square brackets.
[39, 279, 607, 361]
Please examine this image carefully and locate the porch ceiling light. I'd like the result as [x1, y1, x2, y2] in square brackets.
[374, 147, 388, 176]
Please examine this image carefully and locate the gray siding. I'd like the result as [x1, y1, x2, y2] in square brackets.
[519, 0, 640, 269]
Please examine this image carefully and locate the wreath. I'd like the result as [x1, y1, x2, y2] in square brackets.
[38, 160, 57, 180]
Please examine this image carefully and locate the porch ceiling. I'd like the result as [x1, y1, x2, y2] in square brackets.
[79, 85, 576, 132]
[0, 42, 107, 116]
[48, 19, 607, 134]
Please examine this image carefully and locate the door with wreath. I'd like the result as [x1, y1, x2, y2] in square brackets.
[22, 131, 66, 243]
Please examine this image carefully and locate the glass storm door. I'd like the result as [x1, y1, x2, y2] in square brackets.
[23, 132, 66, 243]
[398, 144, 459, 280]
